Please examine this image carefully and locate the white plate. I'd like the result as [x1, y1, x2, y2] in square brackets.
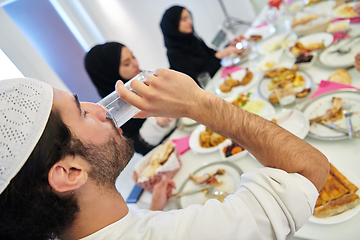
[258, 32, 298, 55]
[244, 23, 276, 41]
[189, 124, 225, 154]
[176, 161, 243, 209]
[333, 2, 360, 19]
[265, 109, 310, 139]
[257, 49, 284, 72]
[288, 32, 333, 57]
[180, 117, 197, 126]
[319, 37, 360, 68]
[302, 90, 360, 140]
[218, 139, 248, 161]
[258, 71, 313, 103]
[225, 92, 276, 117]
[308, 169, 360, 225]
[215, 68, 263, 98]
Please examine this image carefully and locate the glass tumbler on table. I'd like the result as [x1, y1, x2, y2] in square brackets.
[97, 70, 154, 128]
[274, 80, 296, 108]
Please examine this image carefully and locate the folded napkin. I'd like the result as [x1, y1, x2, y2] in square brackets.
[172, 135, 190, 155]
[332, 17, 360, 24]
[332, 32, 351, 43]
[221, 66, 243, 78]
[252, 22, 269, 28]
[311, 80, 360, 99]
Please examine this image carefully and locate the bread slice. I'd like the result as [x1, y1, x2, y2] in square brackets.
[330, 164, 359, 194]
[314, 193, 360, 218]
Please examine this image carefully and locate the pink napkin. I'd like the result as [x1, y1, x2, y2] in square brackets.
[172, 135, 190, 155]
[253, 22, 268, 28]
[332, 32, 351, 43]
[311, 80, 360, 99]
[332, 17, 360, 23]
[221, 66, 243, 78]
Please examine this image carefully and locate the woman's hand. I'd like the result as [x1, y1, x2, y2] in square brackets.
[355, 52, 360, 72]
[150, 175, 176, 211]
[215, 46, 244, 59]
[156, 117, 175, 127]
[353, 3, 360, 16]
[228, 34, 246, 47]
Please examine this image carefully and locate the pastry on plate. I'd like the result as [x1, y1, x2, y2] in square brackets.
[328, 68, 352, 85]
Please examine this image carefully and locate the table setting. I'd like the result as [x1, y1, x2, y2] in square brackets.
[119, 1, 360, 239]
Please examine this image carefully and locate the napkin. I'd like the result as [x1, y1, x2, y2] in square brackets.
[332, 32, 351, 43]
[221, 66, 243, 78]
[310, 80, 360, 99]
[172, 135, 190, 155]
[332, 17, 360, 24]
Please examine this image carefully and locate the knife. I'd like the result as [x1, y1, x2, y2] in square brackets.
[319, 123, 360, 138]
[169, 183, 221, 199]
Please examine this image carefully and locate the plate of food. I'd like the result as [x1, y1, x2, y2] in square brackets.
[266, 109, 310, 139]
[302, 89, 360, 140]
[288, 32, 333, 57]
[258, 32, 298, 55]
[218, 139, 248, 161]
[318, 37, 360, 69]
[215, 68, 262, 98]
[189, 124, 227, 154]
[291, 11, 332, 37]
[225, 92, 276, 117]
[309, 163, 360, 224]
[176, 161, 243, 209]
[333, 2, 359, 19]
[244, 24, 276, 41]
[258, 66, 313, 105]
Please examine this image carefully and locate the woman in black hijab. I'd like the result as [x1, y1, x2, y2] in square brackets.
[160, 5, 244, 85]
[85, 42, 175, 155]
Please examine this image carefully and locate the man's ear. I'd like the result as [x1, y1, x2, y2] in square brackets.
[48, 155, 88, 193]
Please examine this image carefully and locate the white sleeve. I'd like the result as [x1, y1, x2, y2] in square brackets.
[139, 117, 176, 146]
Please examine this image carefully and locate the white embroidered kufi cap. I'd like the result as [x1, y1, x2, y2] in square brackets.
[0, 78, 53, 194]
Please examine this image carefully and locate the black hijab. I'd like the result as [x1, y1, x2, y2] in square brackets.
[160, 6, 221, 82]
[84, 42, 154, 155]
[84, 42, 126, 98]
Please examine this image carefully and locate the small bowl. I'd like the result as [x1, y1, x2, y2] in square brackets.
[294, 52, 317, 70]
[218, 139, 248, 161]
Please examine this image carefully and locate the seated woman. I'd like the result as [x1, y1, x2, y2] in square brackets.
[160, 5, 244, 85]
[85, 42, 175, 155]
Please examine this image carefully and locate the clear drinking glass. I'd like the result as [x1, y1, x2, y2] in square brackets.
[197, 72, 211, 89]
[97, 70, 154, 128]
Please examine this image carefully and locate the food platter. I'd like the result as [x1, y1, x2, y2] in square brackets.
[265, 109, 310, 139]
[318, 37, 360, 69]
[302, 89, 360, 140]
[176, 161, 243, 209]
[225, 92, 276, 117]
[258, 71, 313, 103]
[215, 68, 262, 98]
[189, 124, 225, 154]
[308, 169, 360, 225]
[333, 2, 359, 19]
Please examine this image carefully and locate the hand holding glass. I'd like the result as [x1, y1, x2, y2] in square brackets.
[97, 70, 153, 128]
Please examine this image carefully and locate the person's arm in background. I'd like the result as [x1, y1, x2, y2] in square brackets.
[116, 69, 329, 192]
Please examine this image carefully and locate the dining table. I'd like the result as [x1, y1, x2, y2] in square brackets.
[116, 1, 360, 239]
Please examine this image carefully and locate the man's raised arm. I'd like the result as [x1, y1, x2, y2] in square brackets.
[116, 69, 329, 191]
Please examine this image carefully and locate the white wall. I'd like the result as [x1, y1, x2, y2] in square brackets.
[80, 0, 257, 71]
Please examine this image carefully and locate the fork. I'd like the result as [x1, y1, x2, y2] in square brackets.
[342, 102, 354, 139]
